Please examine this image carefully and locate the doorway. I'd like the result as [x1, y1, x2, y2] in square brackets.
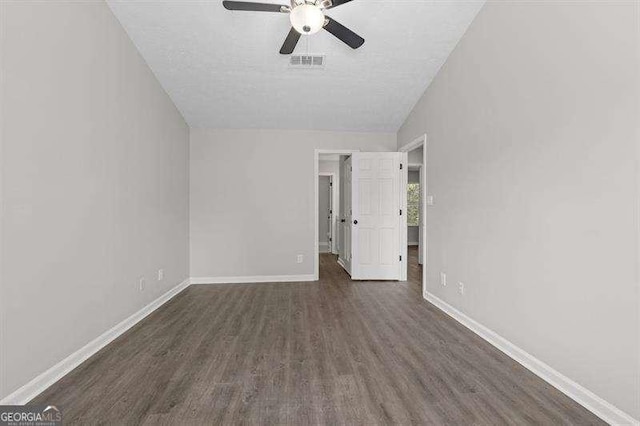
[318, 174, 336, 254]
[408, 164, 423, 265]
[315, 150, 357, 280]
[315, 150, 405, 281]
[399, 134, 427, 295]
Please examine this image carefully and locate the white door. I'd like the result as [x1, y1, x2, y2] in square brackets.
[351, 152, 402, 280]
[340, 157, 353, 273]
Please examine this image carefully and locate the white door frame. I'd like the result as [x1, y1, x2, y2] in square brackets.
[398, 134, 427, 292]
[314, 149, 360, 280]
[319, 172, 338, 254]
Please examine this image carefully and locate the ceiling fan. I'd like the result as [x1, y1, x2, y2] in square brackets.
[222, 0, 365, 54]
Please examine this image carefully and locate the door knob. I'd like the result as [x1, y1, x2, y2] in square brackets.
[353, 220, 358, 225]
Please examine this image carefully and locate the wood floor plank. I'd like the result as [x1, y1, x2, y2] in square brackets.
[29, 247, 605, 425]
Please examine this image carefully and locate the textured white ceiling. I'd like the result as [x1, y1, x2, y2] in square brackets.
[107, 0, 485, 132]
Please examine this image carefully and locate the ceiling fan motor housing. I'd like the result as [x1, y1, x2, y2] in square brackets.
[290, 3, 325, 34]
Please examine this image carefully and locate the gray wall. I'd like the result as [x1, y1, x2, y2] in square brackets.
[319, 159, 340, 175]
[0, 1, 190, 399]
[407, 227, 419, 246]
[408, 146, 424, 165]
[398, 0, 639, 419]
[190, 129, 396, 278]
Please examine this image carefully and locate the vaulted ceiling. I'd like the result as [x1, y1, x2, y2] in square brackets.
[108, 0, 484, 132]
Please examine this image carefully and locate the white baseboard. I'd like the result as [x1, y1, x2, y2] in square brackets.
[423, 291, 639, 426]
[0, 278, 190, 405]
[191, 274, 316, 284]
[6, 277, 633, 426]
[408, 242, 419, 246]
[337, 257, 350, 274]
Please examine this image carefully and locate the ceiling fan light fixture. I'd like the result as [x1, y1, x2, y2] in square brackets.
[221, 0, 364, 53]
[290, 4, 325, 35]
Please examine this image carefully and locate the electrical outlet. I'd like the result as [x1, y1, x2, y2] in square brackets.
[458, 282, 465, 296]
[426, 195, 435, 206]
[440, 272, 447, 286]
[297, 254, 304, 264]
[139, 277, 146, 292]
[158, 269, 164, 281]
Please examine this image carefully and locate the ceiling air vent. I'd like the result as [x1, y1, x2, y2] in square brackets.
[289, 54, 325, 69]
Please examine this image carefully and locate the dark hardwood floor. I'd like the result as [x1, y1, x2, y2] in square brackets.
[32, 247, 604, 425]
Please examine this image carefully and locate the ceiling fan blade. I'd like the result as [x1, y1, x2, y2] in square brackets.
[280, 27, 301, 54]
[323, 17, 364, 49]
[223, 1, 287, 12]
[325, 0, 353, 9]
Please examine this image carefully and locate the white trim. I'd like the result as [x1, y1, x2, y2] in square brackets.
[408, 242, 419, 246]
[191, 275, 315, 284]
[398, 133, 427, 154]
[0, 278, 191, 405]
[636, 6, 640, 424]
[315, 149, 360, 281]
[337, 257, 349, 274]
[0, 14, 5, 405]
[319, 153, 342, 161]
[636, 62, 640, 422]
[423, 291, 639, 426]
